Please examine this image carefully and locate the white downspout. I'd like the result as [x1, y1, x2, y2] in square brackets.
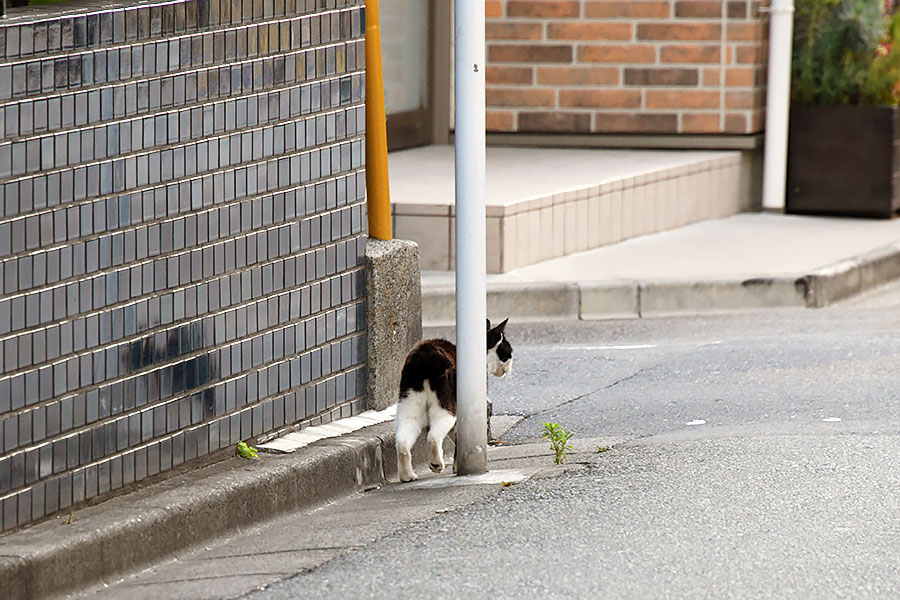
[762, 0, 795, 211]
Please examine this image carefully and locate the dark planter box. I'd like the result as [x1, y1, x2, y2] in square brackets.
[786, 104, 900, 219]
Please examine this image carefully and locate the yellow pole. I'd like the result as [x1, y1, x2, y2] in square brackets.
[365, 0, 392, 240]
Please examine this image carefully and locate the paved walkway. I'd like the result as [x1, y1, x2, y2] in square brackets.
[421, 212, 900, 325]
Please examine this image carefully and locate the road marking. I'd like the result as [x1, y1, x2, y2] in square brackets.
[548, 341, 723, 351]
[553, 344, 659, 351]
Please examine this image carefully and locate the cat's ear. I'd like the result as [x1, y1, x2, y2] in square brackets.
[486, 318, 492, 331]
[496, 317, 509, 333]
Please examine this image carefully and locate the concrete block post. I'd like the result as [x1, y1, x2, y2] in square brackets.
[365, 239, 423, 410]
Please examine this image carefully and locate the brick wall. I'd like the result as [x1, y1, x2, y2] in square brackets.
[0, 0, 367, 531]
[485, 0, 768, 135]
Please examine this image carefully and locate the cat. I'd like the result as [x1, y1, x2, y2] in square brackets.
[395, 318, 513, 483]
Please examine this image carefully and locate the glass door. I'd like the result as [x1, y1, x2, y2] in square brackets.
[379, 0, 434, 150]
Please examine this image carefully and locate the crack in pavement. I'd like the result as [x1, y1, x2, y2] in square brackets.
[506, 367, 651, 431]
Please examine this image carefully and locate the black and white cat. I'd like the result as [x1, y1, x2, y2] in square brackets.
[395, 318, 513, 483]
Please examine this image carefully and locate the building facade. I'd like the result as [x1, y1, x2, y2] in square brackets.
[381, 0, 769, 146]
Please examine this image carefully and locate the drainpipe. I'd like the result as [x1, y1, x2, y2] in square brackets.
[365, 0, 392, 240]
[454, 0, 488, 476]
[761, 0, 795, 211]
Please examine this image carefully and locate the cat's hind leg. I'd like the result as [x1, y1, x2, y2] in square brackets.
[426, 405, 456, 473]
[395, 392, 426, 482]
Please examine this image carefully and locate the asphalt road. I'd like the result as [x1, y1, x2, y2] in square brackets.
[246, 290, 900, 599]
[76, 280, 900, 600]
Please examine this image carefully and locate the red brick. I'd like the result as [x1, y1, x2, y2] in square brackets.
[624, 67, 699, 86]
[487, 88, 556, 107]
[727, 23, 763, 41]
[725, 112, 749, 133]
[487, 22, 543, 40]
[750, 110, 764, 132]
[735, 44, 765, 64]
[727, 1, 748, 19]
[585, 1, 669, 18]
[547, 22, 632, 40]
[486, 66, 534, 85]
[682, 113, 720, 133]
[725, 90, 762, 109]
[507, 1, 581, 18]
[675, 1, 721, 17]
[661, 44, 721, 64]
[518, 111, 592, 132]
[486, 110, 516, 131]
[646, 90, 720, 109]
[486, 0, 503, 17]
[703, 67, 721, 86]
[594, 112, 678, 133]
[579, 44, 656, 63]
[537, 65, 619, 85]
[638, 23, 721, 41]
[489, 44, 573, 63]
[560, 89, 641, 108]
[725, 66, 759, 87]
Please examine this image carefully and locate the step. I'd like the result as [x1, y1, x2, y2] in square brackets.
[388, 145, 752, 273]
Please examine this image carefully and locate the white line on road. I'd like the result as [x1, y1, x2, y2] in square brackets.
[552, 344, 659, 351]
[548, 341, 723, 351]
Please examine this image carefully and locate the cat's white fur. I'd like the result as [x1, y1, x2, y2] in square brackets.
[395, 341, 511, 483]
[487, 336, 512, 378]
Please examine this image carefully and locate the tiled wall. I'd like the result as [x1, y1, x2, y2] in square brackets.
[0, 0, 367, 531]
[484, 0, 768, 135]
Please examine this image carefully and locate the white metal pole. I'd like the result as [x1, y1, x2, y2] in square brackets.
[761, 0, 795, 211]
[454, 0, 487, 476]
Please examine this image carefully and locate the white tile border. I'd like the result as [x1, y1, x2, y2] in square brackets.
[257, 404, 398, 454]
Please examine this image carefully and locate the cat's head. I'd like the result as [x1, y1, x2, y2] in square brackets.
[486, 318, 512, 378]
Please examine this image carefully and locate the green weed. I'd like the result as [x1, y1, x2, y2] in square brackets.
[236, 441, 259, 459]
[541, 422, 574, 465]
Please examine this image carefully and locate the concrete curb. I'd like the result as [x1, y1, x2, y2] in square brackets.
[422, 241, 900, 326]
[424, 282, 581, 327]
[0, 422, 428, 600]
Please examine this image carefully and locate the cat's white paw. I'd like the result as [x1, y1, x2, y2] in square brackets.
[399, 470, 418, 483]
[428, 442, 445, 473]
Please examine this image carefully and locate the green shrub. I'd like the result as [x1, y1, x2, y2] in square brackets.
[792, 0, 892, 104]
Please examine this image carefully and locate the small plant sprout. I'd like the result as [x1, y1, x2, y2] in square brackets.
[236, 441, 259, 459]
[541, 422, 575, 465]
[596, 446, 611, 453]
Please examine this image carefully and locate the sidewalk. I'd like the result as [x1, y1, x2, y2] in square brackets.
[0, 410, 412, 600]
[421, 212, 900, 326]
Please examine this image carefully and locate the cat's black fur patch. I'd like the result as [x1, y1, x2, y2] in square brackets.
[399, 338, 457, 414]
[488, 318, 511, 362]
[399, 319, 512, 416]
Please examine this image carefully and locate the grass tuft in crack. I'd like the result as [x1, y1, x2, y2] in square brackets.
[541, 422, 574, 465]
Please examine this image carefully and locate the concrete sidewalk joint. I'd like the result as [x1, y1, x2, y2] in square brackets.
[422, 241, 900, 326]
